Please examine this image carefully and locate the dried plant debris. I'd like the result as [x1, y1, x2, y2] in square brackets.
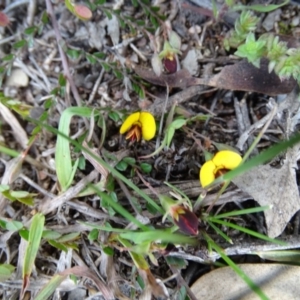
[191, 264, 300, 300]
[233, 147, 300, 238]
[2, 0, 300, 299]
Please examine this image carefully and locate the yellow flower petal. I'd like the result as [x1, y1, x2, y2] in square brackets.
[120, 112, 140, 134]
[200, 160, 216, 188]
[139, 112, 156, 141]
[212, 150, 242, 170]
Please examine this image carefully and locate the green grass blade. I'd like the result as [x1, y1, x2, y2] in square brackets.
[206, 236, 269, 300]
[208, 217, 286, 245]
[82, 221, 197, 245]
[91, 184, 151, 231]
[28, 116, 163, 214]
[207, 221, 232, 244]
[212, 132, 300, 186]
[212, 206, 270, 219]
[35, 274, 68, 300]
[234, 0, 289, 12]
[256, 250, 300, 262]
[120, 230, 197, 245]
[23, 213, 45, 279]
[55, 107, 96, 191]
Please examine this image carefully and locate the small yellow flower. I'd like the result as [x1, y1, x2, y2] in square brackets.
[200, 150, 242, 187]
[120, 111, 156, 142]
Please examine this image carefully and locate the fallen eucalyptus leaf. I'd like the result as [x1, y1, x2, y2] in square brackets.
[132, 58, 296, 95]
[204, 58, 296, 95]
[233, 145, 299, 238]
[191, 263, 300, 300]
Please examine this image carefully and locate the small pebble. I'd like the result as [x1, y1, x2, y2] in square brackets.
[5, 68, 29, 87]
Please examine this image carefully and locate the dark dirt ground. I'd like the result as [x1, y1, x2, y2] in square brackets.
[2, 0, 300, 299]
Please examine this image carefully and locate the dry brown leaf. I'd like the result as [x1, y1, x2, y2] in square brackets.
[205, 58, 296, 95]
[233, 146, 299, 238]
[82, 141, 109, 178]
[191, 263, 300, 300]
[61, 266, 114, 300]
[0, 102, 29, 149]
[138, 268, 169, 300]
[132, 58, 296, 95]
[132, 63, 200, 88]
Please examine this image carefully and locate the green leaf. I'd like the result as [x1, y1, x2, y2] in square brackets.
[42, 230, 62, 240]
[140, 163, 152, 173]
[138, 87, 145, 99]
[23, 214, 45, 278]
[93, 52, 106, 59]
[116, 160, 128, 171]
[41, 11, 49, 24]
[78, 156, 86, 170]
[0, 220, 6, 229]
[150, 15, 158, 29]
[55, 107, 98, 191]
[5, 220, 23, 231]
[100, 62, 111, 72]
[171, 118, 187, 129]
[105, 174, 115, 192]
[57, 232, 80, 243]
[123, 157, 136, 165]
[0, 264, 15, 281]
[150, 6, 160, 12]
[86, 53, 97, 64]
[58, 74, 66, 87]
[65, 0, 75, 13]
[103, 246, 114, 255]
[113, 69, 124, 80]
[10, 191, 29, 198]
[165, 256, 188, 269]
[48, 240, 68, 252]
[166, 119, 187, 148]
[3, 54, 14, 61]
[24, 26, 37, 35]
[177, 286, 187, 300]
[235, 33, 266, 68]
[136, 20, 145, 26]
[88, 228, 99, 241]
[13, 40, 27, 49]
[108, 111, 120, 122]
[103, 8, 112, 19]
[131, 0, 138, 7]
[66, 49, 81, 60]
[132, 82, 141, 94]
[119, 18, 126, 29]
[95, 0, 106, 4]
[19, 229, 29, 241]
[0, 184, 9, 192]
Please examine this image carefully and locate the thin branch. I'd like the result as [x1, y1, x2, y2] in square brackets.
[45, 0, 82, 107]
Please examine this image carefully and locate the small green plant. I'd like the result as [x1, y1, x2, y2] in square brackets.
[224, 8, 300, 83]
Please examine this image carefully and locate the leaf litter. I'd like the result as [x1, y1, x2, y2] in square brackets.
[1, 0, 300, 299]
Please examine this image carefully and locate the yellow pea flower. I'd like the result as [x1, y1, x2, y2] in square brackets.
[120, 111, 156, 142]
[200, 150, 242, 188]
